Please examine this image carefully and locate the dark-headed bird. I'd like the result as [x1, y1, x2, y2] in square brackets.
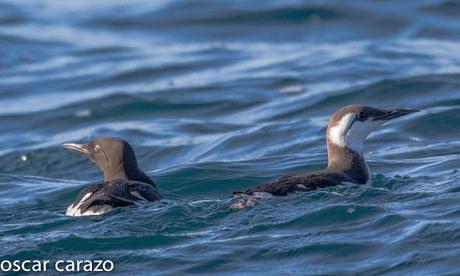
[63, 137, 162, 216]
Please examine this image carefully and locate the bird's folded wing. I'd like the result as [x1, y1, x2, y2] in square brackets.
[242, 173, 344, 196]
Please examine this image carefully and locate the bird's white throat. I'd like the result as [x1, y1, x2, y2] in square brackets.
[328, 112, 382, 153]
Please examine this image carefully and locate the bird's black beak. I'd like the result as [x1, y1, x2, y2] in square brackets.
[372, 108, 419, 122]
[62, 143, 90, 155]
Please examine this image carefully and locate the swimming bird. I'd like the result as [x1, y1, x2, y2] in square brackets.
[63, 137, 162, 216]
[233, 105, 418, 199]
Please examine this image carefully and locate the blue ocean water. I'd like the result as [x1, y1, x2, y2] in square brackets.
[1, 0, 460, 274]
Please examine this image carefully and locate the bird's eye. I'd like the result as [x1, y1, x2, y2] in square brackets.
[94, 144, 101, 152]
[357, 111, 368, 120]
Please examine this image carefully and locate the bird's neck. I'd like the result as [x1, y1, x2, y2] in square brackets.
[326, 140, 370, 184]
[102, 167, 126, 182]
[103, 166, 157, 188]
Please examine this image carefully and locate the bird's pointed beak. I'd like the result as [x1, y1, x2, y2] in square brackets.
[62, 143, 90, 155]
[373, 108, 419, 122]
